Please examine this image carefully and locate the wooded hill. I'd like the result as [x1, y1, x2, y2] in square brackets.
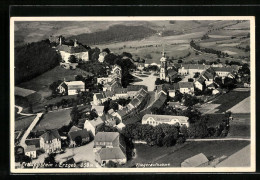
[69, 25, 156, 45]
[15, 40, 61, 84]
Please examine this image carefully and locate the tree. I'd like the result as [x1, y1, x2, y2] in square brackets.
[74, 136, 82, 146]
[144, 54, 152, 59]
[68, 55, 78, 63]
[163, 135, 176, 147]
[121, 52, 133, 58]
[180, 125, 189, 138]
[75, 75, 84, 81]
[70, 105, 80, 125]
[102, 48, 111, 54]
[193, 72, 200, 78]
[183, 94, 199, 107]
[223, 77, 236, 90]
[96, 124, 118, 133]
[44, 153, 57, 167]
[173, 90, 183, 102]
[178, 60, 183, 64]
[188, 78, 194, 82]
[188, 115, 209, 138]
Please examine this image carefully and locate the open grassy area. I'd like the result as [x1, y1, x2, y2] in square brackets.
[227, 113, 250, 138]
[127, 140, 250, 167]
[33, 108, 72, 131]
[18, 66, 92, 98]
[154, 140, 250, 167]
[15, 115, 37, 131]
[212, 90, 250, 113]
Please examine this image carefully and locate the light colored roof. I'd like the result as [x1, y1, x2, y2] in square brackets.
[65, 81, 85, 90]
[96, 147, 126, 160]
[95, 132, 119, 143]
[15, 87, 36, 97]
[182, 153, 209, 167]
[24, 145, 37, 152]
[65, 81, 85, 86]
[142, 114, 189, 124]
[56, 44, 88, 53]
[89, 117, 104, 127]
[116, 123, 125, 129]
[91, 105, 104, 113]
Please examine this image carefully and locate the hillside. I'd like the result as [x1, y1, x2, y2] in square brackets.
[15, 40, 61, 84]
[68, 25, 157, 45]
[14, 20, 218, 46]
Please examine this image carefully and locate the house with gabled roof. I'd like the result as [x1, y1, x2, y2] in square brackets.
[181, 153, 209, 167]
[68, 128, 90, 147]
[84, 117, 104, 137]
[56, 38, 89, 63]
[57, 81, 85, 95]
[39, 129, 61, 154]
[94, 132, 126, 165]
[24, 145, 37, 159]
[212, 67, 234, 78]
[175, 82, 194, 94]
[142, 114, 189, 127]
[194, 76, 205, 91]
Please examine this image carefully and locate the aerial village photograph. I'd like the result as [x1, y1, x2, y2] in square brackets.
[10, 17, 255, 172]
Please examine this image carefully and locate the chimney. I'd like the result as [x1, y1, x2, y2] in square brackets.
[59, 36, 62, 46]
[74, 39, 78, 47]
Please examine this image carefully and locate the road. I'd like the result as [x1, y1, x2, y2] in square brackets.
[19, 113, 43, 148]
[186, 138, 250, 142]
[15, 105, 34, 116]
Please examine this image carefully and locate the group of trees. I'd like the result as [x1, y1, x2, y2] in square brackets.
[15, 39, 61, 84]
[190, 40, 228, 58]
[69, 25, 156, 45]
[215, 77, 237, 90]
[122, 123, 182, 147]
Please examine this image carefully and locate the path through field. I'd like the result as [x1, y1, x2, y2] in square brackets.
[228, 96, 250, 113]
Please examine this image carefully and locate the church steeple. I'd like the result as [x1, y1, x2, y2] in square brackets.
[159, 47, 167, 80]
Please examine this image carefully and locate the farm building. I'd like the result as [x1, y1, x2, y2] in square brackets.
[142, 114, 189, 127]
[68, 128, 90, 147]
[181, 153, 209, 167]
[24, 145, 37, 159]
[57, 81, 85, 95]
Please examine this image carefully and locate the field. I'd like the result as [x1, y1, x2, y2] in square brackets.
[127, 141, 250, 167]
[211, 90, 250, 113]
[228, 96, 250, 113]
[227, 113, 250, 138]
[15, 115, 36, 131]
[33, 109, 72, 131]
[17, 66, 92, 98]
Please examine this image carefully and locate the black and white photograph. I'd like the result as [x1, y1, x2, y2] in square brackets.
[10, 16, 255, 173]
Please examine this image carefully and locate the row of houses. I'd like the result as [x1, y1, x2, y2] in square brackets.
[93, 85, 148, 105]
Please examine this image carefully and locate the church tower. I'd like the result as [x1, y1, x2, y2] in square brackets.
[159, 49, 167, 80]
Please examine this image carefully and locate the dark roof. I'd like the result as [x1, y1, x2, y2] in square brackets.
[127, 85, 147, 91]
[196, 77, 205, 84]
[130, 98, 140, 107]
[68, 126, 81, 134]
[95, 132, 119, 143]
[138, 88, 148, 97]
[68, 129, 89, 141]
[40, 129, 61, 142]
[167, 69, 178, 77]
[117, 108, 128, 117]
[177, 82, 194, 89]
[150, 93, 167, 109]
[25, 138, 40, 148]
[114, 88, 128, 94]
[95, 93, 105, 100]
[96, 147, 126, 161]
[24, 145, 37, 152]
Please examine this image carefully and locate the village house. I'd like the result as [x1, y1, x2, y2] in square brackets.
[175, 82, 194, 94]
[68, 128, 90, 147]
[84, 117, 104, 137]
[142, 114, 189, 127]
[57, 81, 85, 95]
[212, 67, 235, 79]
[56, 38, 89, 63]
[24, 145, 37, 159]
[39, 129, 61, 154]
[94, 132, 126, 165]
[178, 64, 209, 77]
[194, 76, 205, 91]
